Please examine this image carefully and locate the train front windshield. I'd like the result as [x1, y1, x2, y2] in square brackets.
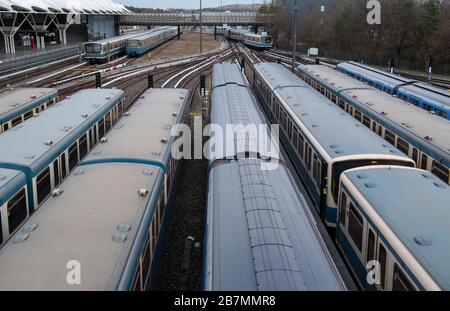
[331, 159, 415, 203]
[85, 44, 101, 53]
[265, 36, 273, 43]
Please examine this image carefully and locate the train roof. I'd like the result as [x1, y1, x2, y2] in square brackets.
[212, 62, 247, 87]
[342, 166, 450, 290]
[82, 88, 189, 169]
[85, 31, 149, 45]
[0, 168, 26, 206]
[211, 63, 279, 161]
[399, 83, 450, 108]
[0, 88, 58, 124]
[206, 158, 347, 290]
[127, 26, 176, 42]
[337, 62, 413, 88]
[299, 64, 450, 165]
[255, 63, 411, 162]
[0, 162, 163, 290]
[0, 89, 124, 175]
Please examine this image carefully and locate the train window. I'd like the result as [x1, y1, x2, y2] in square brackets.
[384, 129, 396, 146]
[293, 128, 299, 150]
[98, 119, 105, 139]
[141, 238, 151, 287]
[61, 153, 67, 179]
[378, 244, 387, 289]
[12, 116, 22, 127]
[3, 123, 9, 131]
[105, 112, 112, 132]
[53, 160, 60, 186]
[339, 99, 345, 109]
[354, 110, 362, 122]
[0, 212, 2, 244]
[298, 134, 304, 159]
[79, 134, 88, 160]
[305, 143, 311, 170]
[421, 154, 428, 170]
[24, 111, 33, 121]
[68, 142, 79, 172]
[152, 218, 157, 252]
[377, 125, 383, 137]
[132, 267, 141, 291]
[367, 229, 376, 263]
[362, 116, 371, 128]
[412, 148, 419, 166]
[36, 167, 51, 205]
[372, 121, 377, 133]
[313, 155, 318, 184]
[396, 138, 409, 155]
[339, 192, 347, 227]
[331, 95, 337, 103]
[432, 161, 449, 183]
[348, 202, 363, 252]
[7, 188, 27, 234]
[392, 264, 415, 291]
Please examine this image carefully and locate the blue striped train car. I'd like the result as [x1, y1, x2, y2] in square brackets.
[126, 26, 179, 57]
[252, 63, 414, 227]
[0, 88, 58, 134]
[0, 89, 124, 247]
[337, 166, 450, 291]
[337, 61, 450, 120]
[0, 88, 190, 290]
[297, 64, 450, 184]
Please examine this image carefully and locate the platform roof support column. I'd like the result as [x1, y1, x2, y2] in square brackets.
[0, 12, 29, 54]
[54, 14, 76, 45]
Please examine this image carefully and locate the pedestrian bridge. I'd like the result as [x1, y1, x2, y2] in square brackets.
[119, 12, 271, 27]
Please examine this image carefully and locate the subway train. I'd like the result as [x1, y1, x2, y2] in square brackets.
[337, 165, 450, 291]
[250, 63, 415, 227]
[336, 61, 450, 120]
[126, 26, 178, 57]
[0, 88, 58, 134]
[0, 88, 190, 290]
[84, 27, 178, 62]
[297, 64, 449, 184]
[204, 63, 350, 291]
[0, 89, 124, 248]
[216, 27, 273, 49]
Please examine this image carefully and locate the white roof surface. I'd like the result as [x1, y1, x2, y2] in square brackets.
[0, 0, 130, 14]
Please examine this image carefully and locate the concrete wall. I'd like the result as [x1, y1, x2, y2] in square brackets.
[87, 15, 119, 41]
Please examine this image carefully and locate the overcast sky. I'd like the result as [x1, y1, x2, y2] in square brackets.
[117, 0, 266, 10]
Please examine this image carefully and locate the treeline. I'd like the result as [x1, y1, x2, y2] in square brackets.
[261, 0, 450, 74]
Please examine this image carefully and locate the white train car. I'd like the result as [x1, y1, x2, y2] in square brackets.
[0, 88, 190, 290]
[204, 63, 350, 291]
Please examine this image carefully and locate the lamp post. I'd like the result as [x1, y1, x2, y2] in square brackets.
[292, 0, 298, 71]
[200, 0, 203, 55]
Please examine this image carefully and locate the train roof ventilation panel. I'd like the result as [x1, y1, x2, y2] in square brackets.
[13, 233, 30, 244]
[52, 188, 64, 197]
[113, 232, 127, 243]
[424, 135, 433, 141]
[81, 113, 89, 118]
[381, 111, 388, 115]
[100, 137, 108, 143]
[117, 223, 131, 232]
[160, 138, 168, 144]
[414, 235, 432, 246]
[21, 223, 38, 233]
[44, 140, 54, 146]
[138, 189, 149, 197]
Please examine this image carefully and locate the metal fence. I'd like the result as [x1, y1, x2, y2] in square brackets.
[0, 44, 83, 73]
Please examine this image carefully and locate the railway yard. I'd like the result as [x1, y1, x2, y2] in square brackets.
[0, 24, 450, 293]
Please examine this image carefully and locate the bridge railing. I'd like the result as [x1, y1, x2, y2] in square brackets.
[119, 13, 271, 25]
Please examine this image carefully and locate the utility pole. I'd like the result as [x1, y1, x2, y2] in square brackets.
[200, 0, 203, 55]
[292, 0, 298, 71]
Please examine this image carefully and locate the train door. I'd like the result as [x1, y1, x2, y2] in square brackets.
[319, 164, 328, 218]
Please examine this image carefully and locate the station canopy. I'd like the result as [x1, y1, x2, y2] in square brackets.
[0, 0, 131, 14]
